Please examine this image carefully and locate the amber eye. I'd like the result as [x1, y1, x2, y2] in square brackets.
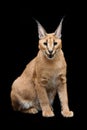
[43, 42, 47, 46]
[54, 42, 57, 46]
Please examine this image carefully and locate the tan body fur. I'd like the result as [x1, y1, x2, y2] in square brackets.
[11, 19, 74, 117]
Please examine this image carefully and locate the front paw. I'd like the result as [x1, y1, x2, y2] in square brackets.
[42, 108, 54, 117]
[61, 110, 74, 117]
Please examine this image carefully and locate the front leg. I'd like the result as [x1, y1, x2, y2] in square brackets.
[35, 81, 54, 117]
[57, 75, 74, 117]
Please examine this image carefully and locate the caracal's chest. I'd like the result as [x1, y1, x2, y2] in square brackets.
[47, 72, 59, 89]
[36, 60, 64, 89]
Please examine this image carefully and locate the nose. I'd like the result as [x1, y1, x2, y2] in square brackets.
[48, 50, 53, 54]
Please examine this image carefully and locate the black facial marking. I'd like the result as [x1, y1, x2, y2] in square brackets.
[54, 42, 57, 46]
[43, 42, 47, 46]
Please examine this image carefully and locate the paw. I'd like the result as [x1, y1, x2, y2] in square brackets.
[23, 108, 38, 114]
[42, 110, 54, 117]
[61, 110, 74, 117]
[28, 108, 38, 114]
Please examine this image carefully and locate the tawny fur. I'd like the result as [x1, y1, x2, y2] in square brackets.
[10, 19, 74, 117]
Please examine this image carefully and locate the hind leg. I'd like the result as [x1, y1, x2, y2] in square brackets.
[10, 77, 39, 114]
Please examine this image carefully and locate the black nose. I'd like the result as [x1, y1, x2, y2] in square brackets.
[49, 50, 53, 54]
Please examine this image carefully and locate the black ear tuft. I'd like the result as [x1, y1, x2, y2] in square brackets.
[33, 18, 47, 39]
[54, 17, 65, 39]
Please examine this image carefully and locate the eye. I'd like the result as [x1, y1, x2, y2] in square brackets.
[43, 42, 47, 46]
[54, 42, 57, 46]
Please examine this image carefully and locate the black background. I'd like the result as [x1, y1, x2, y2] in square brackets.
[1, 3, 84, 129]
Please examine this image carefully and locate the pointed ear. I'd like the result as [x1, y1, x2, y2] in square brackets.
[35, 20, 47, 39]
[54, 18, 64, 39]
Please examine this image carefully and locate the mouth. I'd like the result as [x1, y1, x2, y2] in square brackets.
[45, 52, 55, 59]
[48, 54, 54, 58]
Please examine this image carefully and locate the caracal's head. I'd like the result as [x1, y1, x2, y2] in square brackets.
[36, 18, 64, 60]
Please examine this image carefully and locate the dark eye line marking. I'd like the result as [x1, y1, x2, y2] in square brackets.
[43, 40, 48, 46]
[54, 42, 57, 45]
[53, 39, 57, 46]
[44, 42, 47, 46]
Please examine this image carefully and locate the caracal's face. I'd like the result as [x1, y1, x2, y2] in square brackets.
[36, 18, 63, 59]
[39, 33, 62, 59]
